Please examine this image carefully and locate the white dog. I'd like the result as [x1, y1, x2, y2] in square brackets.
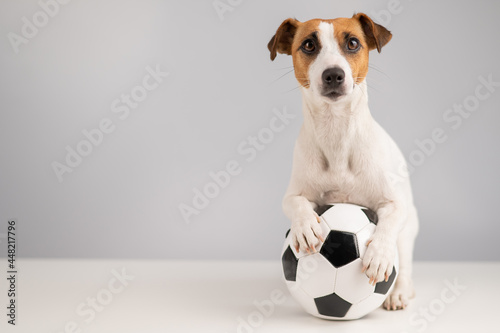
[268, 13, 419, 310]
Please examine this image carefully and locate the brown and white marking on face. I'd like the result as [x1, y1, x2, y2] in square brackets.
[268, 13, 392, 103]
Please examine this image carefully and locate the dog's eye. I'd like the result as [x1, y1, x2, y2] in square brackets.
[301, 39, 316, 53]
[347, 37, 360, 51]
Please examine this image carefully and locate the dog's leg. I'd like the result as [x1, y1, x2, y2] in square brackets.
[362, 200, 405, 285]
[283, 194, 324, 253]
[384, 205, 418, 310]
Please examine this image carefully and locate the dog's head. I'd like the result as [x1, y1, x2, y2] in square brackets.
[268, 13, 391, 103]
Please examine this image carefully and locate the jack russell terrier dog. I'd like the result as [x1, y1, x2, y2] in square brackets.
[268, 13, 419, 310]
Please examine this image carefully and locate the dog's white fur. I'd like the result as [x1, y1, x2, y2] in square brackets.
[282, 22, 419, 310]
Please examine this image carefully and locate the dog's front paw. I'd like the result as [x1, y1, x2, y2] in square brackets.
[383, 275, 415, 310]
[290, 217, 325, 254]
[362, 235, 396, 285]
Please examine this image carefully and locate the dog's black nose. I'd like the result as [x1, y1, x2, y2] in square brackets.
[322, 67, 345, 88]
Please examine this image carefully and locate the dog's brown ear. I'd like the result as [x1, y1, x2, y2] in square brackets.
[267, 18, 300, 61]
[353, 13, 392, 53]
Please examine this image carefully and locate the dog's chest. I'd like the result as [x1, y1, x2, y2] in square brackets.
[298, 108, 385, 206]
[304, 146, 379, 206]
[319, 155, 359, 197]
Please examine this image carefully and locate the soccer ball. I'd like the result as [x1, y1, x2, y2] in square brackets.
[281, 203, 398, 320]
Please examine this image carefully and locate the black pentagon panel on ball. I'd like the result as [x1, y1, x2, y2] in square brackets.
[282, 246, 298, 281]
[314, 292, 352, 317]
[362, 208, 378, 225]
[374, 266, 397, 295]
[315, 204, 334, 216]
[320, 231, 359, 268]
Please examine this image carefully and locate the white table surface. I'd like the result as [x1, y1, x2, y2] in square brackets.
[0, 259, 498, 333]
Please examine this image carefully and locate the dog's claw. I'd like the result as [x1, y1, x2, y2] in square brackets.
[290, 215, 325, 255]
